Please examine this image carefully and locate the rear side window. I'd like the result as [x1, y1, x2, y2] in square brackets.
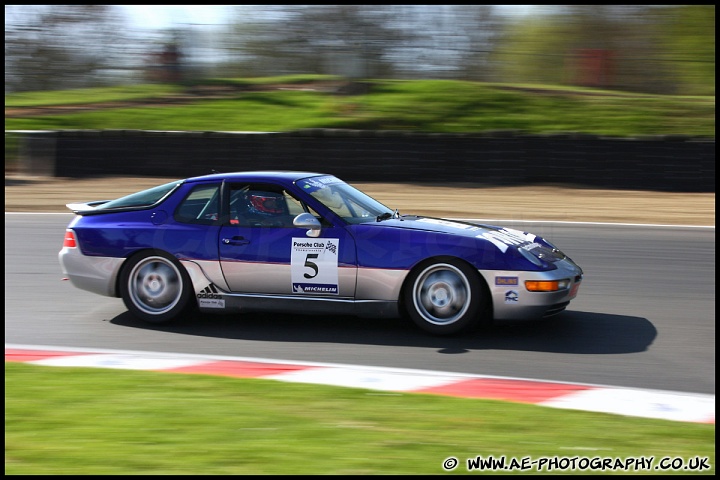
[97, 181, 182, 210]
[174, 183, 221, 224]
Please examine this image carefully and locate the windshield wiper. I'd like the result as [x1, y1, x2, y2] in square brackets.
[376, 209, 401, 222]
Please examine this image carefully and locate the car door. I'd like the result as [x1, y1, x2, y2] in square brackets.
[218, 183, 357, 298]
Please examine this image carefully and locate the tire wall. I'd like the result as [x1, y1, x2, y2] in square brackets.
[15, 129, 716, 192]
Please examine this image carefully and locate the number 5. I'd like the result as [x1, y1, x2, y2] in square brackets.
[303, 254, 319, 279]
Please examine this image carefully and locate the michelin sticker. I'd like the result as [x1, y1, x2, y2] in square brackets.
[291, 238, 339, 294]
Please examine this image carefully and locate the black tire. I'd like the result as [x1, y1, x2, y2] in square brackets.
[119, 251, 194, 324]
[402, 257, 488, 335]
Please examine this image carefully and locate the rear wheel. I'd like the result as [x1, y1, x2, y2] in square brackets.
[403, 258, 488, 335]
[119, 251, 194, 323]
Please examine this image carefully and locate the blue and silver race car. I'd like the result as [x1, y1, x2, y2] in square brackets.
[59, 171, 583, 335]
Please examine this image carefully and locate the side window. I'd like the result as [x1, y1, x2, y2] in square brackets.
[284, 191, 329, 226]
[284, 191, 306, 216]
[229, 184, 324, 228]
[174, 184, 220, 224]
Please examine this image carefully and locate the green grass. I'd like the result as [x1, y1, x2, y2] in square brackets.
[4, 84, 185, 108]
[5, 363, 715, 475]
[4, 78, 715, 137]
[196, 73, 344, 87]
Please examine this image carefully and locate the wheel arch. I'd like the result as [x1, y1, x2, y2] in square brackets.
[399, 254, 493, 323]
[116, 248, 197, 324]
[114, 248, 178, 297]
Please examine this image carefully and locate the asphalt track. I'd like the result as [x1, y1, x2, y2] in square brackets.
[4, 213, 716, 423]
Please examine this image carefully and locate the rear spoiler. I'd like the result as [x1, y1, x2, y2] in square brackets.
[65, 200, 111, 214]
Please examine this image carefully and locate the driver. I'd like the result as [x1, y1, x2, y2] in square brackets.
[242, 190, 291, 226]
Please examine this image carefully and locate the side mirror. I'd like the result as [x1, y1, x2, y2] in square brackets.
[293, 212, 322, 238]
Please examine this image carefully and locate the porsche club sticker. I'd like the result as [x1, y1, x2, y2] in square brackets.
[198, 298, 225, 308]
[291, 238, 339, 294]
[505, 290, 519, 304]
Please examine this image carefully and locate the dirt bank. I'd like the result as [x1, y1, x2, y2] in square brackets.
[5, 175, 714, 226]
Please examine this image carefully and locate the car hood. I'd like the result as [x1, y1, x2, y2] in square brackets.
[364, 215, 573, 266]
[371, 215, 537, 246]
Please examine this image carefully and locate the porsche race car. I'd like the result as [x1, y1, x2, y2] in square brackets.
[59, 171, 583, 335]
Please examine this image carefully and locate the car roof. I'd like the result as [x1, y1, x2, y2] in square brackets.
[184, 171, 327, 184]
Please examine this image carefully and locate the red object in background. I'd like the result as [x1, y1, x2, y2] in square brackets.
[571, 49, 614, 88]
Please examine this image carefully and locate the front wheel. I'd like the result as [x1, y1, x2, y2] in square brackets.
[119, 251, 194, 323]
[403, 258, 488, 335]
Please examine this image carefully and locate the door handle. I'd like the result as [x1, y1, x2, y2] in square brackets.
[222, 236, 250, 246]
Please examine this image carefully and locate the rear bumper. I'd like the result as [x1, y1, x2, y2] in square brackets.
[59, 246, 124, 297]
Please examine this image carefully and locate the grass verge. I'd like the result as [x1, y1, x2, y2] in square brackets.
[5, 362, 715, 475]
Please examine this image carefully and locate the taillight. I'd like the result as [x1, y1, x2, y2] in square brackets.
[63, 230, 77, 248]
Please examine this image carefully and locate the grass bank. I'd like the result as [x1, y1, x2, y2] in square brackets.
[5, 78, 715, 137]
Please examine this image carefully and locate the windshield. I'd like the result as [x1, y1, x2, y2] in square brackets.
[296, 175, 393, 224]
[96, 181, 182, 210]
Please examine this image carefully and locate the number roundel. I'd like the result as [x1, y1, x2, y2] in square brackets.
[291, 238, 340, 295]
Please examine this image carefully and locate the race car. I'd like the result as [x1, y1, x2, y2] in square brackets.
[59, 171, 583, 335]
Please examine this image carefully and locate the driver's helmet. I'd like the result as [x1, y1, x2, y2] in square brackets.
[245, 191, 287, 216]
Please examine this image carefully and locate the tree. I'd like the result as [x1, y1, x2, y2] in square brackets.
[491, 5, 715, 94]
[218, 5, 413, 79]
[5, 5, 127, 92]
[660, 5, 715, 95]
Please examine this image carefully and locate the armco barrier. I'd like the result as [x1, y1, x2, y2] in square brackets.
[12, 129, 715, 192]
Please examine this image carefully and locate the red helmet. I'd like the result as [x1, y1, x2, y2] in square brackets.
[246, 192, 286, 215]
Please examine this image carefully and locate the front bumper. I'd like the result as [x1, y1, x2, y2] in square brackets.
[480, 258, 583, 321]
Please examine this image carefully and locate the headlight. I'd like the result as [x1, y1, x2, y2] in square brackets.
[519, 247, 544, 266]
[540, 238, 565, 257]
